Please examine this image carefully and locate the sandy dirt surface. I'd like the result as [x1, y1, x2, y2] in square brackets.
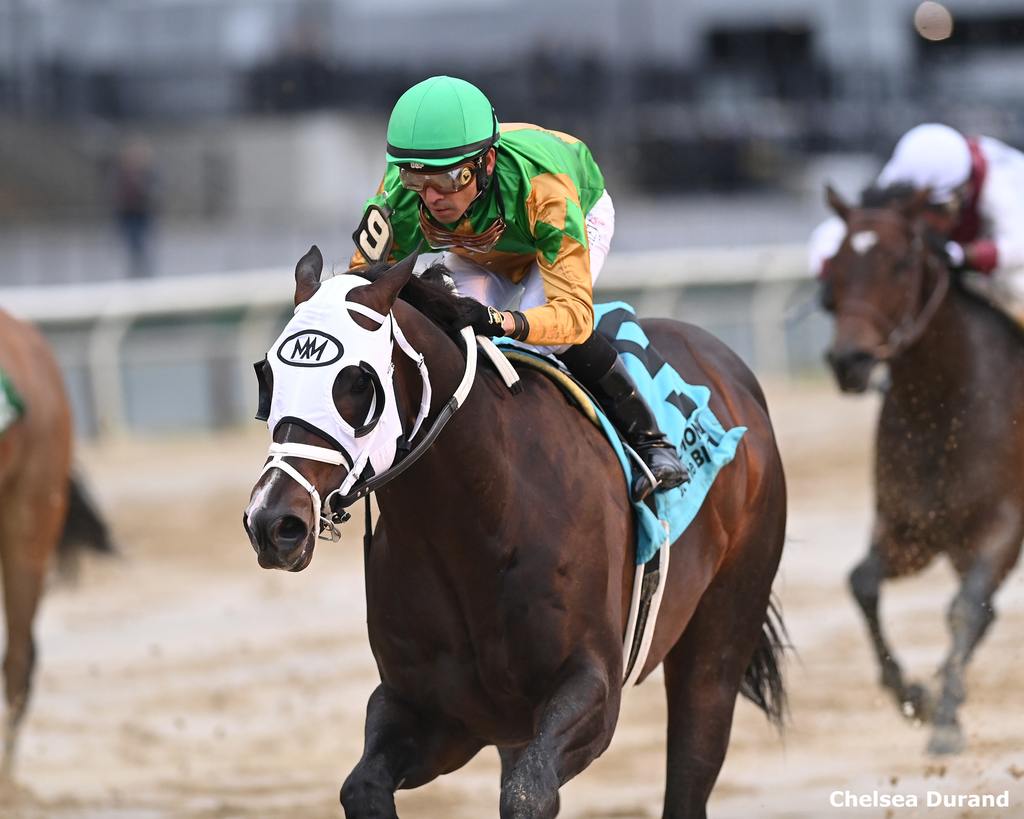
[2, 379, 1023, 818]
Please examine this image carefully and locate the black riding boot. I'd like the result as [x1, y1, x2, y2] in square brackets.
[559, 334, 688, 501]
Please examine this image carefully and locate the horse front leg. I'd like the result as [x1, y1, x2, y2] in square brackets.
[1, 538, 49, 777]
[927, 561, 1004, 755]
[340, 684, 482, 819]
[849, 541, 933, 721]
[499, 663, 618, 819]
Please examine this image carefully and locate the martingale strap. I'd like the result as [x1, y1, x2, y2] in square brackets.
[260, 442, 349, 541]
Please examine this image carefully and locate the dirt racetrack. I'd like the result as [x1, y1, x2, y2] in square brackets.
[2, 380, 1023, 818]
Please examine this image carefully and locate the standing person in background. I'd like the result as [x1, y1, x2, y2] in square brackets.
[809, 123, 1024, 320]
[111, 137, 160, 279]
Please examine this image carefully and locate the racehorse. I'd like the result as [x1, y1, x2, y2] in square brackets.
[822, 183, 1024, 755]
[0, 309, 72, 775]
[244, 247, 787, 818]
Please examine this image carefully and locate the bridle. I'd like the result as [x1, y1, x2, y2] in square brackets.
[259, 324, 478, 542]
[832, 210, 950, 361]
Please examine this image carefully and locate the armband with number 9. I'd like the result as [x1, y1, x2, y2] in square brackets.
[352, 204, 395, 264]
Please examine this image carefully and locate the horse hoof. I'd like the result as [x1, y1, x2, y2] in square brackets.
[900, 683, 934, 723]
[339, 777, 399, 819]
[927, 724, 966, 756]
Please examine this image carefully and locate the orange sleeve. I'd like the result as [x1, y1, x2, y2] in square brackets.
[521, 173, 594, 346]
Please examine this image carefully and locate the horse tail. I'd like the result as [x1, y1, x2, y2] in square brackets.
[739, 595, 788, 730]
[58, 472, 115, 560]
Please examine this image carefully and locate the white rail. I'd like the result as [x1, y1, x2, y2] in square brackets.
[0, 244, 809, 324]
[0, 244, 815, 436]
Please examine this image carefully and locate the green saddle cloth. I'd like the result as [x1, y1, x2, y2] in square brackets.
[0, 371, 24, 433]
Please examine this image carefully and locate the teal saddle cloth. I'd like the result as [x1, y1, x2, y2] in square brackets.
[500, 302, 746, 564]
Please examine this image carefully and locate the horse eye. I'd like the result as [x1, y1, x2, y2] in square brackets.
[352, 372, 372, 394]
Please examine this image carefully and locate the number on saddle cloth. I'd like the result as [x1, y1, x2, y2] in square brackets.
[592, 303, 748, 565]
[595, 307, 698, 421]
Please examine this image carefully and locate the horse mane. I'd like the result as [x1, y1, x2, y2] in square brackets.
[360, 259, 467, 337]
[858, 182, 918, 208]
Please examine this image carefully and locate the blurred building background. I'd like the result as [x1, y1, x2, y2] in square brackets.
[0, 0, 1020, 434]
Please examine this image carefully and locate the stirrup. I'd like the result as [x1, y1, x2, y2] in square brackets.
[626, 444, 687, 502]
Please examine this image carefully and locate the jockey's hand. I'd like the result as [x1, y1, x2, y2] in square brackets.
[944, 241, 967, 272]
[454, 298, 507, 337]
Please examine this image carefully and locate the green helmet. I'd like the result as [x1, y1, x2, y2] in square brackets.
[385, 76, 499, 168]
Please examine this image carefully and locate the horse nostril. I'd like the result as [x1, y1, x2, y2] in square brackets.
[271, 514, 309, 547]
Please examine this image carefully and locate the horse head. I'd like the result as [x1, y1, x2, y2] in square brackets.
[821, 183, 949, 393]
[243, 246, 422, 571]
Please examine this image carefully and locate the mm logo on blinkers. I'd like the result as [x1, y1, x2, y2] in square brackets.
[277, 330, 344, 367]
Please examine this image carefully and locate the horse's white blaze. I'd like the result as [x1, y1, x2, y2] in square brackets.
[851, 230, 879, 255]
[246, 468, 296, 521]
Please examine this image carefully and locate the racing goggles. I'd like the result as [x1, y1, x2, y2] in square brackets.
[398, 159, 478, 194]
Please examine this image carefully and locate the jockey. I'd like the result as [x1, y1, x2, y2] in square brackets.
[349, 75, 686, 500]
[808, 123, 1024, 314]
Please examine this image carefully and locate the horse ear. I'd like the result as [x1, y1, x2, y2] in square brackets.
[294, 245, 323, 306]
[825, 184, 851, 222]
[356, 252, 418, 314]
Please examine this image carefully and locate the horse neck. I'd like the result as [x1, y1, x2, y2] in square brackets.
[387, 301, 506, 492]
[887, 284, 982, 402]
[390, 301, 462, 427]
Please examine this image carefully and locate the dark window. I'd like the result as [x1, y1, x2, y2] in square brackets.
[703, 24, 823, 99]
[706, 25, 812, 68]
[918, 13, 1024, 59]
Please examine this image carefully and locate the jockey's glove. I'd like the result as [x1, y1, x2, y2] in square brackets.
[455, 297, 507, 338]
[944, 241, 966, 272]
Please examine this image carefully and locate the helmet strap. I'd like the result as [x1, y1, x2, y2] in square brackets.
[468, 145, 501, 216]
[474, 153, 490, 198]
[470, 111, 499, 203]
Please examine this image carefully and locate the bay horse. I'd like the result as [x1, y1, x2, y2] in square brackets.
[244, 247, 787, 818]
[822, 183, 1024, 755]
[0, 309, 72, 774]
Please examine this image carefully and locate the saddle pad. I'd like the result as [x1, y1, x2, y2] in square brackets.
[497, 303, 746, 564]
[0, 370, 24, 434]
[596, 303, 746, 563]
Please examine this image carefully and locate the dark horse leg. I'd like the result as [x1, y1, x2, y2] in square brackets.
[848, 539, 933, 722]
[661, 496, 785, 818]
[928, 531, 1021, 755]
[340, 684, 483, 818]
[498, 662, 618, 819]
[1, 506, 54, 776]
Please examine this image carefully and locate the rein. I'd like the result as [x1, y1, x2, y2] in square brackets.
[874, 252, 949, 360]
[332, 325, 478, 506]
[264, 325, 479, 542]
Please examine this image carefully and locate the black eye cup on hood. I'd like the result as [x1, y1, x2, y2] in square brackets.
[254, 357, 273, 422]
[334, 362, 386, 437]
